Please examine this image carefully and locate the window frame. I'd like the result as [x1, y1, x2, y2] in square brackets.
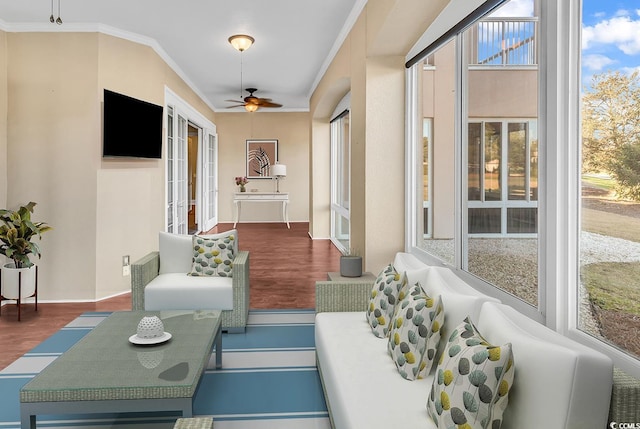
[405, 0, 640, 378]
[330, 99, 351, 253]
[405, 3, 544, 326]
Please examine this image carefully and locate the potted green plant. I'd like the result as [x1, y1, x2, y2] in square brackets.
[0, 202, 52, 302]
[340, 248, 362, 278]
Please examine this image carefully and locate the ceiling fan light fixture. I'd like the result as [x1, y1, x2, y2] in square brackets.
[228, 34, 255, 52]
[244, 103, 259, 112]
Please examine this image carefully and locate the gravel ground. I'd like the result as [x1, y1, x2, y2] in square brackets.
[420, 232, 640, 338]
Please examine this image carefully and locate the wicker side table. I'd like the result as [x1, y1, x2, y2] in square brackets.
[173, 417, 214, 429]
[609, 367, 640, 424]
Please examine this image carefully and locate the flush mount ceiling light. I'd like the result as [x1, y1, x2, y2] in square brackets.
[228, 34, 255, 52]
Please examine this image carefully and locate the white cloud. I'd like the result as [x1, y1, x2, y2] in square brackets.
[582, 54, 616, 71]
[583, 12, 640, 55]
[621, 65, 640, 75]
[490, 0, 534, 18]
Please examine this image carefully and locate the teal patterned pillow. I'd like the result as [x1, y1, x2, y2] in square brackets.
[426, 317, 515, 429]
[387, 283, 444, 380]
[187, 234, 235, 277]
[366, 264, 407, 338]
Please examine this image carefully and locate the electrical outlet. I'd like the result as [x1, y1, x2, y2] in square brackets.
[122, 255, 130, 276]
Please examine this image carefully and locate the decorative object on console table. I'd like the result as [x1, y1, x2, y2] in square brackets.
[271, 163, 287, 193]
[340, 248, 362, 278]
[246, 139, 278, 179]
[0, 202, 52, 321]
[235, 176, 249, 192]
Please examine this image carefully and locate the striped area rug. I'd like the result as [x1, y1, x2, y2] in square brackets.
[0, 310, 330, 429]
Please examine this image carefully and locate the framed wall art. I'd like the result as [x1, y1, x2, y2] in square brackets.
[246, 139, 278, 179]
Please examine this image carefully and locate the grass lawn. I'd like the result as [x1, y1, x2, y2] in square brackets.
[582, 262, 640, 315]
[581, 262, 640, 357]
[582, 174, 616, 192]
[580, 175, 640, 356]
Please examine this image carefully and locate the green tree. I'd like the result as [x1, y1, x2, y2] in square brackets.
[582, 71, 640, 200]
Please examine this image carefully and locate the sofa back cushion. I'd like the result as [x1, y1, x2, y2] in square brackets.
[393, 252, 430, 285]
[476, 301, 613, 429]
[158, 232, 193, 274]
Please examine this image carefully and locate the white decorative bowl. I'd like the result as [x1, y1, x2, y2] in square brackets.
[129, 315, 172, 345]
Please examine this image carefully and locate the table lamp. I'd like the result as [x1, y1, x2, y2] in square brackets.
[271, 163, 287, 193]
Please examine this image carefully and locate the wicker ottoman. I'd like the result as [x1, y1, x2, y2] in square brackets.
[609, 367, 640, 424]
[173, 417, 214, 429]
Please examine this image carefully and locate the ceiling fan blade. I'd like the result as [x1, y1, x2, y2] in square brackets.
[225, 99, 244, 103]
[257, 100, 282, 108]
[226, 104, 246, 108]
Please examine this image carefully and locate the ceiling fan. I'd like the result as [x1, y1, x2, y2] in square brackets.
[226, 88, 282, 112]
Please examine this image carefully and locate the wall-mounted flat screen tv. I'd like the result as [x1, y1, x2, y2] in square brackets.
[103, 89, 163, 159]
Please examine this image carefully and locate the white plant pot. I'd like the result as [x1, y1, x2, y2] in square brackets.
[1, 263, 37, 299]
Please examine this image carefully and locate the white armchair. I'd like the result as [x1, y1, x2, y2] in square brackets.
[131, 230, 249, 333]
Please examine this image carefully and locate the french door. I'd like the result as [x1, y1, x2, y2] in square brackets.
[200, 130, 218, 231]
[166, 107, 188, 234]
[165, 88, 218, 234]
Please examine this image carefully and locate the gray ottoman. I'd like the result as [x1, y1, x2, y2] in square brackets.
[173, 417, 214, 429]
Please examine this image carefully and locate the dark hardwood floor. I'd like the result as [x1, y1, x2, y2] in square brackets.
[0, 222, 341, 371]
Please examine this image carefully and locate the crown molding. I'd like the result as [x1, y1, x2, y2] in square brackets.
[307, 0, 368, 100]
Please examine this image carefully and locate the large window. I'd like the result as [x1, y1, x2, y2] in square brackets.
[408, 0, 640, 376]
[411, 0, 540, 308]
[417, 45, 456, 266]
[579, 0, 640, 361]
[331, 104, 351, 252]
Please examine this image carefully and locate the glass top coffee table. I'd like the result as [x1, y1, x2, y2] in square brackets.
[20, 310, 222, 429]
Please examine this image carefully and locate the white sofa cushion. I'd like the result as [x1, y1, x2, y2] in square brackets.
[393, 252, 431, 285]
[475, 302, 613, 429]
[316, 312, 435, 429]
[158, 232, 193, 274]
[427, 316, 514, 429]
[144, 273, 233, 311]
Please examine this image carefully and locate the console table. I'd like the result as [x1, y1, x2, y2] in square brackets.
[233, 192, 290, 228]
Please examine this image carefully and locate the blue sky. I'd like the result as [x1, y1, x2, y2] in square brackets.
[582, 1, 640, 85]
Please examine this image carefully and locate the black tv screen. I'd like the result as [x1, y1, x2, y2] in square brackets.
[103, 89, 163, 159]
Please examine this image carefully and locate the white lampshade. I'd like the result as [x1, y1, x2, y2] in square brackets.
[271, 164, 287, 177]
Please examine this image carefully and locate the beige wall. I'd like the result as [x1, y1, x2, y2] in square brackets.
[5, 32, 215, 302]
[0, 29, 7, 210]
[95, 34, 215, 300]
[309, 0, 446, 272]
[7, 32, 100, 301]
[469, 69, 538, 118]
[216, 111, 309, 223]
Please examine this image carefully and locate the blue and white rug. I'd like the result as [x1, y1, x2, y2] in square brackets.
[0, 310, 330, 429]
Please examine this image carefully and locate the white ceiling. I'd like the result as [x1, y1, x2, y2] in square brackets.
[0, 0, 365, 112]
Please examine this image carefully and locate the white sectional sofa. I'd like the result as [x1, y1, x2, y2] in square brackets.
[315, 252, 613, 429]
